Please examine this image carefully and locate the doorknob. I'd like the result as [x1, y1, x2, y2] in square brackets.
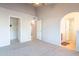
[10, 24, 12, 27]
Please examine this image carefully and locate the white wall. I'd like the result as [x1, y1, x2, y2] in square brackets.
[37, 4, 79, 46]
[0, 9, 10, 47]
[0, 6, 35, 47]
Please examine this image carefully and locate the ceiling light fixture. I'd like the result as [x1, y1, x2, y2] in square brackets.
[35, 2, 40, 5]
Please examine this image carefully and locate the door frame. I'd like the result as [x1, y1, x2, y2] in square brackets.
[10, 16, 21, 44]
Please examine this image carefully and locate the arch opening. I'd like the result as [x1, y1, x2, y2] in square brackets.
[60, 12, 79, 50]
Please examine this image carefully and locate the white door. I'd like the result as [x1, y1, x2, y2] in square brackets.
[10, 17, 18, 41]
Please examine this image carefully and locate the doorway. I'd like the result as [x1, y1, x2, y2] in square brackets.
[10, 17, 20, 45]
[60, 12, 79, 50]
[31, 20, 37, 41]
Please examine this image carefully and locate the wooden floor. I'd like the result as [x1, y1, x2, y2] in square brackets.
[61, 40, 76, 50]
[0, 40, 79, 56]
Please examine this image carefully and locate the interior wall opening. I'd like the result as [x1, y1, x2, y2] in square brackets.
[31, 20, 37, 41]
[60, 12, 79, 50]
[31, 19, 42, 41]
[10, 17, 20, 45]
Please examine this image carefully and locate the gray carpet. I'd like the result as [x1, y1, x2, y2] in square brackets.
[0, 40, 79, 56]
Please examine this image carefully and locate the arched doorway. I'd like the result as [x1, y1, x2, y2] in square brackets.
[60, 12, 79, 50]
